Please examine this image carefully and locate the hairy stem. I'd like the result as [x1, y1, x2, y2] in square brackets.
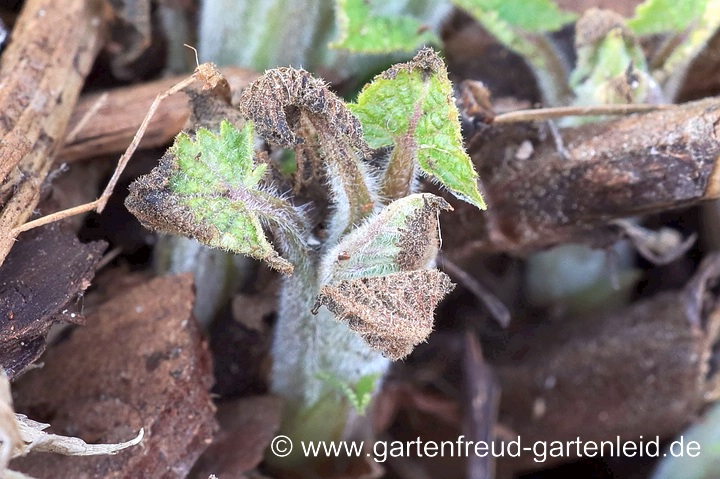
[270, 258, 390, 465]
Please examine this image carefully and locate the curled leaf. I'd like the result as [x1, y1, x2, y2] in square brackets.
[315, 270, 454, 360]
[239, 67, 377, 241]
[316, 194, 454, 360]
[320, 193, 451, 285]
[238, 67, 365, 150]
[126, 120, 307, 275]
[349, 48, 486, 209]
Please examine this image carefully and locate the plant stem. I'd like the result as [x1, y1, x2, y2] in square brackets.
[269, 257, 390, 466]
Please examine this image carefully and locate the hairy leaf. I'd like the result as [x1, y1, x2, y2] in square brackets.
[315, 270, 455, 360]
[239, 67, 377, 243]
[126, 120, 307, 275]
[319, 193, 452, 286]
[350, 48, 486, 209]
[316, 194, 454, 360]
[628, 0, 708, 35]
[330, 0, 441, 53]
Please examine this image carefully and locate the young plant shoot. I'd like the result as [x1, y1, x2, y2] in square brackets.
[125, 48, 484, 467]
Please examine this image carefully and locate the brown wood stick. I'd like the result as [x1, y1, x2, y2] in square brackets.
[441, 96, 720, 258]
[57, 68, 259, 163]
[11, 63, 247, 241]
[0, 0, 109, 263]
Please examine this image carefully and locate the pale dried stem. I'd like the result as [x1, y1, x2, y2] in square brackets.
[64, 93, 109, 144]
[493, 103, 671, 123]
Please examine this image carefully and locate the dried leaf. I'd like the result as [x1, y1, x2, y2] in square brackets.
[126, 120, 307, 274]
[315, 270, 454, 360]
[239, 67, 377, 240]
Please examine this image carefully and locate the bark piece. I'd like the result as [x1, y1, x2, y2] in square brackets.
[441, 97, 720, 257]
[0, 0, 109, 264]
[58, 68, 260, 163]
[494, 253, 720, 473]
[0, 224, 105, 380]
[11, 274, 217, 479]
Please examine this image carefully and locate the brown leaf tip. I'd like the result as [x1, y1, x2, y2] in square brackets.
[238, 67, 366, 151]
[381, 47, 444, 81]
[315, 270, 455, 360]
[397, 195, 452, 271]
[124, 153, 213, 245]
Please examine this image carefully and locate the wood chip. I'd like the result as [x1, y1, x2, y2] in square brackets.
[11, 274, 217, 479]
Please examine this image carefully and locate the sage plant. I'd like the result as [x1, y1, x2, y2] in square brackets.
[125, 48, 484, 464]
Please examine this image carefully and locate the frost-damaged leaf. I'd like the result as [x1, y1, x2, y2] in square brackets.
[319, 193, 452, 285]
[315, 194, 454, 360]
[125, 120, 307, 275]
[330, 0, 441, 53]
[349, 48, 486, 209]
[315, 270, 454, 360]
[451, 0, 575, 106]
[628, 0, 707, 35]
[239, 67, 377, 242]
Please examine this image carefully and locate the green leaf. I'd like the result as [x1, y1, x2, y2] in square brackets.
[315, 194, 455, 360]
[649, 0, 720, 99]
[628, 0, 707, 35]
[569, 10, 659, 108]
[317, 372, 381, 415]
[451, 0, 574, 106]
[330, 0, 441, 54]
[319, 193, 452, 285]
[452, 0, 577, 33]
[125, 120, 308, 275]
[349, 48, 486, 209]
